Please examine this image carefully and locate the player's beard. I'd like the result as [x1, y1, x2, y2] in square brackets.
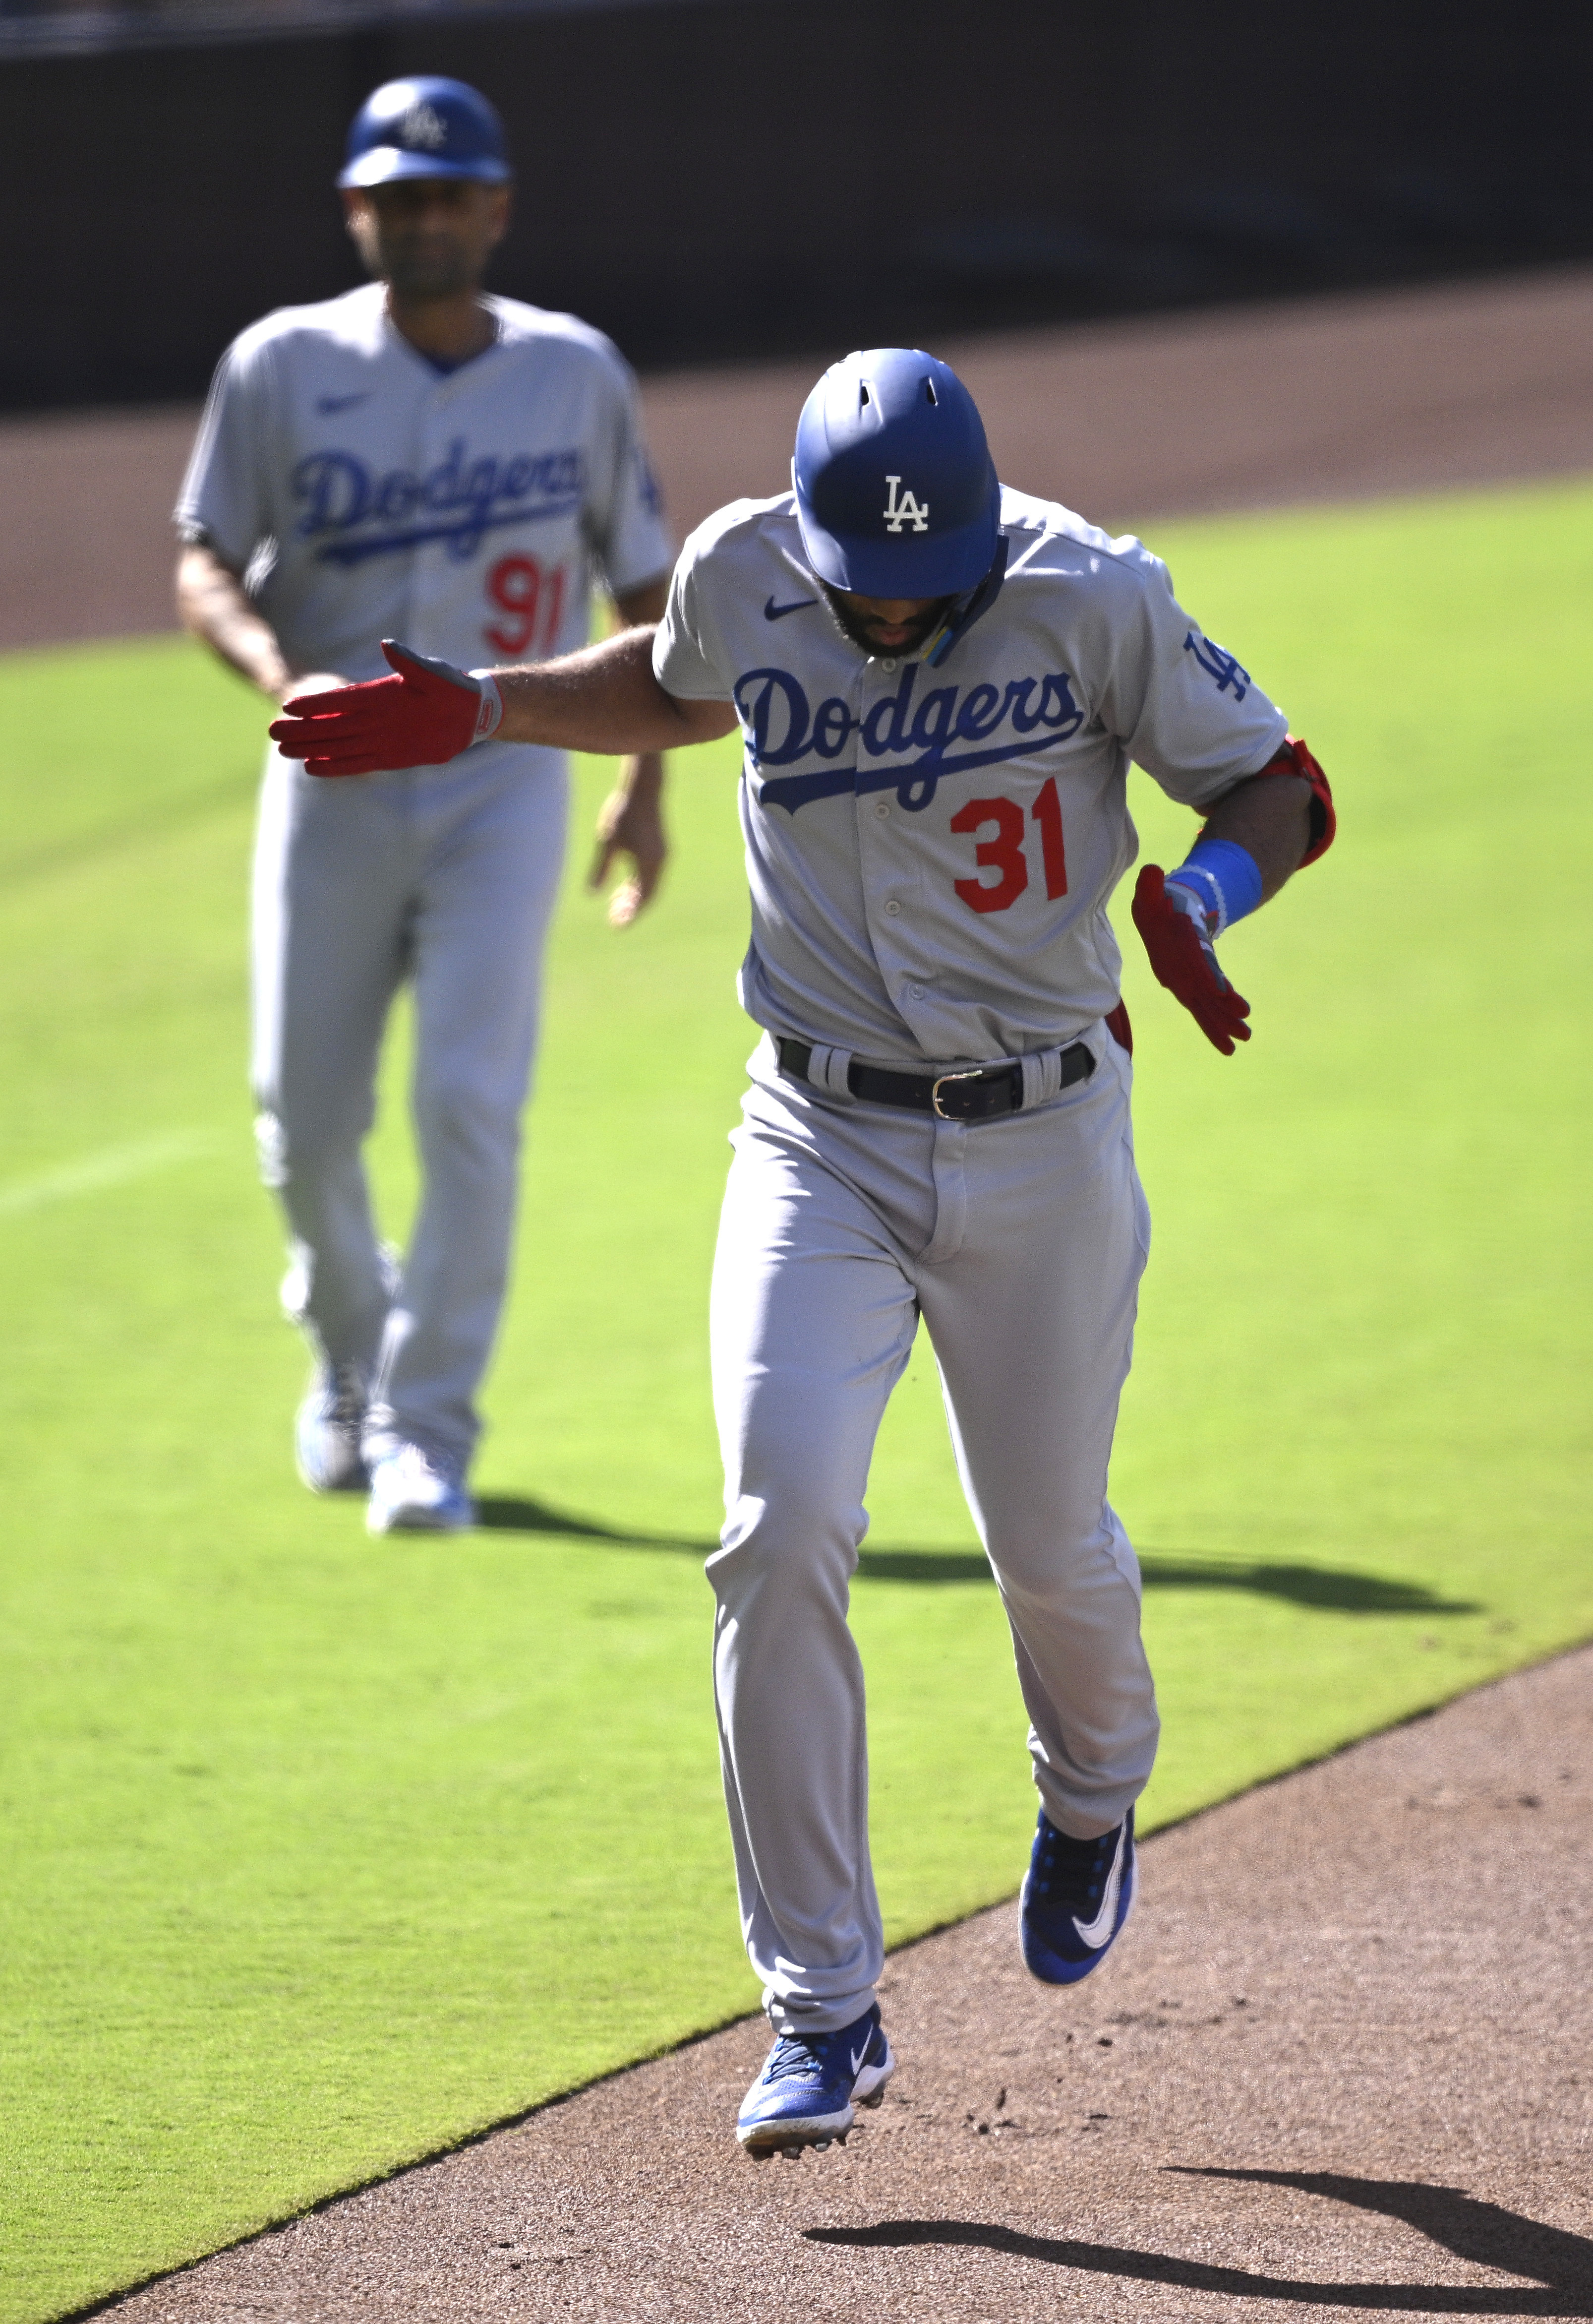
[380, 234, 482, 304]
[821, 588, 951, 659]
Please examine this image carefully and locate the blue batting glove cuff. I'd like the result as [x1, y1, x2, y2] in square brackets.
[1165, 837, 1263, 936]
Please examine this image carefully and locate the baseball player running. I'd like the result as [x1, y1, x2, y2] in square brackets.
[271, 350, 1333, 2149]
[175, 76, 673, 1532]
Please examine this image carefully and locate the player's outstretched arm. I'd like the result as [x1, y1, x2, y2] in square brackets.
[497, 625, 739, 754]
[270, 628, 736, 778]
[1133, 739, 1334, 1055]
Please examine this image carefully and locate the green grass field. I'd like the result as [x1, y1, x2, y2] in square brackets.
[2, 478, 1590, 2323]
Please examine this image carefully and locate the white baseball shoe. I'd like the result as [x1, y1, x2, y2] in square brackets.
[295, 1362, 369, 1494]
[366, 1442, 473, 1534]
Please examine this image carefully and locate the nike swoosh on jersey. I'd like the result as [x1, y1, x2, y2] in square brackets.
[1072, 1825, 1128, 1949]
[315, 392, 370, 414]
[764, 594, 819, 620]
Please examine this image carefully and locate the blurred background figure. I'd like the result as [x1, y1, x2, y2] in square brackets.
[173, 72, 672, 1531]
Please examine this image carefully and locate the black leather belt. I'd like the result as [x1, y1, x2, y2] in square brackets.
[776, 1036, 1093, 1121]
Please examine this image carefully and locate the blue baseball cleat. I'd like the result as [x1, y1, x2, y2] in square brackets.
[1020, 1806, 1137, 1985]
[736, 2003, 895, 2158]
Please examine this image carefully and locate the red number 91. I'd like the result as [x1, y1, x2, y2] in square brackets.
[484, 554, 541, 656]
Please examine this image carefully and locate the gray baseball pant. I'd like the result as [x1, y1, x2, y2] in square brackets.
[250, 742, 567, 1466]
[708, 1028, 1159, 2034]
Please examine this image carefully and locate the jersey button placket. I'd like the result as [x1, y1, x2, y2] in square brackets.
[856, 655, 926, 1036]
[412, 390, 458, 648]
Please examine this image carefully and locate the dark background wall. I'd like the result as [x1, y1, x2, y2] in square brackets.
[3, 0, 1592, 410]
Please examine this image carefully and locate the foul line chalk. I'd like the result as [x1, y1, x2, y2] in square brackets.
[0, 1129, 223, 1219]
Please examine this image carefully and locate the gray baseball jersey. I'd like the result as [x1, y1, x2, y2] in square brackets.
[653, 486, 1288, 1063]
[177, 279, 671, 695]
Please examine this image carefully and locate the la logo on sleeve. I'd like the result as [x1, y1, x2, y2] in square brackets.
[882, 476, 930, 534]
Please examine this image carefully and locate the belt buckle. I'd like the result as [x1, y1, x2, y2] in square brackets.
[931, 1067, 989, 1120]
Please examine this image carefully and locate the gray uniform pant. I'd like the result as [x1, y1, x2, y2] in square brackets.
[708, 1029, 1159, 2035]
[250, 744, 567, 1465]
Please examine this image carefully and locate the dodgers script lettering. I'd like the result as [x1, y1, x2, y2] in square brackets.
[733, 659, 1086, 813]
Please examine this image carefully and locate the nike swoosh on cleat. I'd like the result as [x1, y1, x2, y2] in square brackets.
[765, 594, 819, 620]
[1072, 1826, 1128, 1949]
[316, 392, 369, 414]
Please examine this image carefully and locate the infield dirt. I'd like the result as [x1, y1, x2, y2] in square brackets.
[102, 1646, 1593, 2322]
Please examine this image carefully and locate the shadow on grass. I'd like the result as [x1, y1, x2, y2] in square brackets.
[805, 2171, 1593, 2311]
[1138, 1559, 1479, 1615]
[473, 1499, 1479, 1614]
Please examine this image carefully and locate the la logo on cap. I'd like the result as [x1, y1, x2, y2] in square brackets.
[402, 100, 448, 149]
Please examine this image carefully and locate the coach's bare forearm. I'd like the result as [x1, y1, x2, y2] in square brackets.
[494, 625, 737, 754]
[176, 542, 292, 699]
[1203, 766, 1312, 904]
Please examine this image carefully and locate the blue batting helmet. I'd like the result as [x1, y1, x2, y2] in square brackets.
[792, 349, 1000, 599]
[338, 77, 512, 189]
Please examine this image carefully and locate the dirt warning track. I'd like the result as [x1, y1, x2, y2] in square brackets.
[107, 1647, 1593, 2322]
[3, 264, 1593, 657]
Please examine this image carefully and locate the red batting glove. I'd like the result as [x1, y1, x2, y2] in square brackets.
[269, 640, 503, 777]
[1131, 864, 1252, 1055]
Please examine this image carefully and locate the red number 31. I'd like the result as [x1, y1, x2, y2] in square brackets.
[484, 554, 565, 657]
[950, 777, 1067, 914]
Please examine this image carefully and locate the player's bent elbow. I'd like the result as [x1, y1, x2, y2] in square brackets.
[1252, 736, 1336, 870]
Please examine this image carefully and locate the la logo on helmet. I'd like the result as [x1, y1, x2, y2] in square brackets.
[882, 476, 930, 534]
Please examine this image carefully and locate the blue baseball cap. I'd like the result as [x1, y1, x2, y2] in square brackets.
[339, 77, 512, 189]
